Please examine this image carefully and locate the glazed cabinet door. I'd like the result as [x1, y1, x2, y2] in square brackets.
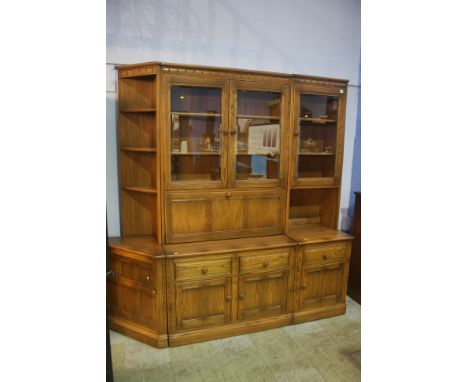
[107, 255, 158, 328]
[175, 277, 232, 330]
[228, 79, 290, 188]
[290, 82, 347, 187]
[162, 75, 230, 190]
[238, 270, 288, 320]
[297, 261, 345, 311]
[165, 189, 284, 243]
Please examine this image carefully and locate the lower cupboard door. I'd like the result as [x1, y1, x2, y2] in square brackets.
[175, 277, 232, 331]
[299, 262, 344, 311]
[238, 270, 288, 321]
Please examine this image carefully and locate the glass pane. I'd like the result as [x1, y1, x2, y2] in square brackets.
[171, 86, 221, 113]
[236, 90, 281, 180]
[297, 94, 338, 179]
[170, 85, 222, 181]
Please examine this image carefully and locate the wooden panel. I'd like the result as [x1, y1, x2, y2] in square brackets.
[120, 151, 156, 188]
[303, 242, 347, 264]
[119, 76, 156, 110]
[246, 193, 282, 229]
[238, 271, 288, 320]
[166, 189, 283, 243]
[120, 190, 157, 236]
[175, 257, 232, 281]
[239, 249, 289, 274]
[289, 188, 339, 228]
[211, 197, 245, 231]
[170, 198, 211, 235]
[119, 113, 156, 147]
[175, 277, 232, 330]
[298, 261, 345, 311]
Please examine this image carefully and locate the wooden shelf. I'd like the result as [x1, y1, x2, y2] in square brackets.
[121, 108, 156, 113]
[237, 114, 280, 120]
[298, 152, 334, 156]
[171, 112, 221, 117]
[171, 152, 220, 156]
[289, 216, 321, 225]
[122, 186, 158, 194]
[121, 147, 157, 153]
[237, 152, 279, 157]
[299, 117, 336, 124]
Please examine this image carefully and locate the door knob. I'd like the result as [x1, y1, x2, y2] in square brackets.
[201, 266, 208, 275]
[294, 129, 299, 136]
[150, 289, 156, 296]
[226, 192, 232, 198]
[239, 293, 245, 299]
[226, 295, 232, 301]
[301, 283, 307, 290]
[262, 261, 270, 268]
[322, 254, 328, 260]
[230, 130, 236, 136]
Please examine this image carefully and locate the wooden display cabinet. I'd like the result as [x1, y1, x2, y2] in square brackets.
[107, 61, 353, 348]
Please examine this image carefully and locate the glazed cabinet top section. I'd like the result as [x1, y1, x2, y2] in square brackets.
[116, 62, 348, 192]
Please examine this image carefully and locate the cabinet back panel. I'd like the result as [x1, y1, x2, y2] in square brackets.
[119, 113, 156, 147]
[121, 191, 157, 237]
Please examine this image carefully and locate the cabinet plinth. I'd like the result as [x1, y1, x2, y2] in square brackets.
[109, 61, 352, 347]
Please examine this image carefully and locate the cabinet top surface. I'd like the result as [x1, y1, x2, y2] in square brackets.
[115, 61, 349, 84]
[287, 224, 353, 246]
[109, 236, 165, 258]
[164, 235, 296, 258]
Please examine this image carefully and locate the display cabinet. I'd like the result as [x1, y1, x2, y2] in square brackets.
[107, 62, 353, 348]
[289, 78, 347, 187]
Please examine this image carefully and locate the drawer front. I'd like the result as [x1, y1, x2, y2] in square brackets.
[175, 258, 232, 281]
[239, 250, 290, 274]
[303, 243, 347, 264]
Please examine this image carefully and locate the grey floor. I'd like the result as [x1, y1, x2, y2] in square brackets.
[110, 297, 361, 381]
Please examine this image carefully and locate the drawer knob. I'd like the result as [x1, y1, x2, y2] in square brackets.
[301, 283, 307, 290]
[230, 130, 236, 136]
[226, 295, 232, 301]
[201, 266, 208, 275]
[322, 255, 328, 260]
[150, 289, 156, 296]
[294, 129, 300, 136]
[146, 276, 150, 281]
[239, 293, 245, 299]
[226, 192, 232, 199]
[262, 260, 270, 268]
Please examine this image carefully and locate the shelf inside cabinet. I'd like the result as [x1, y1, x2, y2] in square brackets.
[122, 186, 158, 194]
[171, 152, 220, 156]
[121, 147, 157, 153]
[299, 117, 336, 124]
[171, 112, 221, 117]
[237, 114, 280, 120]
[298, 152, 334, 156]
[121, 108, 156, 113]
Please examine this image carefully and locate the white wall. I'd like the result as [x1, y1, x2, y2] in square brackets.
[106, 0, 361, 236]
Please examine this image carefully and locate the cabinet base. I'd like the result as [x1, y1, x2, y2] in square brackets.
[109, 316, 168, 348]
[292, 303, 346, 324]
[169, 314, 292, 347]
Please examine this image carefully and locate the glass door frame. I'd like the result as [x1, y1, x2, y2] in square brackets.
[289, 81, 347, 188]
[228, 79, 290, 189]
[162, 74, 230, 191]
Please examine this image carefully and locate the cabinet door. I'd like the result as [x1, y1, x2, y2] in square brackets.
[165, 189, 284, 243]
[238, 270, 288, 320]
[229, 80, 290, 189]
[162, 75, 230, 190]
[175, 277, 232, 330]
[297, 261, 345, 312]
[290, 82, 347, 187]
[107, 255, 158, 327]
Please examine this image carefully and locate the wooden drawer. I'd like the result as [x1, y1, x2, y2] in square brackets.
[303, 243, 346, 264]
[240, 250, 290, 274]
[175, 258, 232, 281]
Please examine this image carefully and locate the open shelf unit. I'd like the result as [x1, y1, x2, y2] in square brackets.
[118, 65, 160, 240]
